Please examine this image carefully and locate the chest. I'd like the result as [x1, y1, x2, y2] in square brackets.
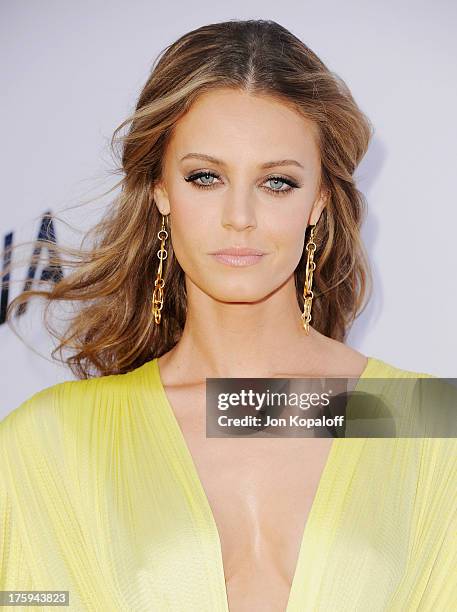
[164, 383, 334, 611]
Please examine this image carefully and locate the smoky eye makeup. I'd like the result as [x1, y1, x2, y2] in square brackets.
[183, 169, 302, 197]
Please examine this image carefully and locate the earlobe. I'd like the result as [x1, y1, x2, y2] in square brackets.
[309, 190, 329, 226]
[152, 183, 171, 216]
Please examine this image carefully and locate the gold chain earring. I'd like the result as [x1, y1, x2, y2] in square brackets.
[152, 214, 169, 325]
[301, 223, 317, 335]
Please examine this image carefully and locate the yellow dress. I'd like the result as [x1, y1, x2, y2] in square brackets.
[1, 356, 456, 611]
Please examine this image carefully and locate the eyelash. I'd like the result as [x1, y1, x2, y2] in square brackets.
[184, 170, 300, 197]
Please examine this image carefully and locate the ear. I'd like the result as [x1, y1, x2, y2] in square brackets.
[309, 188, 329, 226]
[152, 181, 171, 216]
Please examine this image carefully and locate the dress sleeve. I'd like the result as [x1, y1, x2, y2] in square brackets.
[414, 437, 457, 608]
[0, 422, 34, 591]
[412, 378, 457, 605]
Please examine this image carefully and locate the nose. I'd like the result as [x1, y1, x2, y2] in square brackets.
[221, 187, 257, 232]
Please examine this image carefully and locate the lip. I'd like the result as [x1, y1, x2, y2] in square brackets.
[209, 247, 267, 256]
[209, 252, 266, 267]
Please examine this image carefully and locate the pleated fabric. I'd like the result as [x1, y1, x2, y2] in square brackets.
[1, 357, 456, 611]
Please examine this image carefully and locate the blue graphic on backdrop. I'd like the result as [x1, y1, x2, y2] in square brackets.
[1, 211, 64, 325]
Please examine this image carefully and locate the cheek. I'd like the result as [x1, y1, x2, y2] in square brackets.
[168, 180, 212, 232]
[167, 193, 206, 270]
[268, 216, 307, 263]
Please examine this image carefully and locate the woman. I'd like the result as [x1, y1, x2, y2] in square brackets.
[1, 19, 455, 612]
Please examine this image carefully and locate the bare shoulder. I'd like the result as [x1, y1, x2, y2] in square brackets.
[311, 330, 369, 377]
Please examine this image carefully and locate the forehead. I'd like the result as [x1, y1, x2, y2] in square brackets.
[166, 88, 320, 166]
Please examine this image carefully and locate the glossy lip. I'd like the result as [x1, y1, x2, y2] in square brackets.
[208, 247, 267, 256]
[209, 252, 266, 267]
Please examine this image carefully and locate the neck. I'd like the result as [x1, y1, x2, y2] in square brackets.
[161, 274, 326, 381]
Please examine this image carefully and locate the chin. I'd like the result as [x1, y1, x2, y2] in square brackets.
[208, 285, 268, 303]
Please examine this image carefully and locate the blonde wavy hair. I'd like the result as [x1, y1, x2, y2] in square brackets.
[5, 19, 374, 379]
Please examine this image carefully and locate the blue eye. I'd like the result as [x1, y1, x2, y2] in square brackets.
[186, 171, 218, 187]
[184, 171, 299, 196]
[266, 177, 290, 192]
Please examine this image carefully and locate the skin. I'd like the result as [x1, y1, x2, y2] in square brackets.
[152, 87, 368, 611]
[153, 87, 367, 382]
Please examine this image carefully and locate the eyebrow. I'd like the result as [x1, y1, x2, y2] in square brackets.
[180, 152, 304, 170]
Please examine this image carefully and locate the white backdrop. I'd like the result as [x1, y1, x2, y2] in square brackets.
[1, 0, 456, 419]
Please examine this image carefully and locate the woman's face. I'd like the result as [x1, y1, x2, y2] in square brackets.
[154, 88, 327, 303]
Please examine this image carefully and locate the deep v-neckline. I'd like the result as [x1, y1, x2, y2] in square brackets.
[147, 356, 376, 611]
